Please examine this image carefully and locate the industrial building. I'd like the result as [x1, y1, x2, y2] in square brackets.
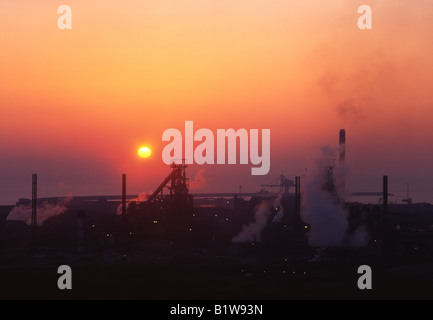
[1, 129, 433, 300]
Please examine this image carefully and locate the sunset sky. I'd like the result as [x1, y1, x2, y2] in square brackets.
[1, 1, 433, 204]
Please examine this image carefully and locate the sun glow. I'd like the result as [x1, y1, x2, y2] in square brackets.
[138, 146, 152, 158]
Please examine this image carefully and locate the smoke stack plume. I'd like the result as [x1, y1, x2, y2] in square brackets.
[189, 168, 208, 191]
[7, 196, 72, 226]
[232, 200, 272, 243]
[301, 140, 368, 248]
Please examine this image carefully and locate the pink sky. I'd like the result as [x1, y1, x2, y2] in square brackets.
[1, 1, 433, 204]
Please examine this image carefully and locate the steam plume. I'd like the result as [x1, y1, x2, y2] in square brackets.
[232, 200, 271, 243]
[272, 193, 284, 223]
[301, 145, 367, 247]
[189, 168, 208, 191]
[116, 192, 147, 215]
[7, 195, 72, 226]
[301, 169, 349, 247]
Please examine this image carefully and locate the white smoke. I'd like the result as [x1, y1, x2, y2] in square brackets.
[272, 193, 284, 223]
[301, 145, 368, 247]
[301, 170, 349, 247]
[232, 200, 271, 243]
[348, 224, 369, 247]
[7, 195, 72, 226]
[116, 192, 147, 215]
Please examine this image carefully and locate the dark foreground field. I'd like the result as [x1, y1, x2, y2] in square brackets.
[1, 254, 432, 300]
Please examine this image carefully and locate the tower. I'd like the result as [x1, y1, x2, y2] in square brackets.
[122, 174, 126, 217]
[31, 174, 37, 229]
[338, 129, 346, 204]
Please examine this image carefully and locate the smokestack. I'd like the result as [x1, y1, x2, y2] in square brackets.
[339, 129, 345, 163]
[122, 174, 126, 216]
[339, 129, 346, 204]
[383, 175, 388, 214]
[77, 209, 86, 253]
[31, 174, 37, 229]
[295, 176, 301, 224]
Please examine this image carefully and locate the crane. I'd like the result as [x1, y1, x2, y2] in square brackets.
[261, 175, 294, 194]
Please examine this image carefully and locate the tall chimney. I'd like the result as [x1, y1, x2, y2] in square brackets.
[31, 174, 37, 229]
[122, 174, 126, 216]
[339, 129, 346, 204]
[339, 129, 346, 163]
[383, 175, 388, 215]
[295, 176, 301, 224]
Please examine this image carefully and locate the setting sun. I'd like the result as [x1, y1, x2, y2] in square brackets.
[138, 146, 152, 158]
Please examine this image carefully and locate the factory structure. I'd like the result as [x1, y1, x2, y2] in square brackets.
[1, 129, 433, 299]
[3, 129, 432, 248]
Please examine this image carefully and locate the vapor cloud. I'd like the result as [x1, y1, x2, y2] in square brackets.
[301, 169, 349, 247]
[116, 192, 147, 215]
[336, 99, 364, 122]
[301, 146, 368, 247]
[189, 168, 208, 191]
[7, 195, 72, 226]
[272, 193, 284, 223]
[232, 200, 272, 243]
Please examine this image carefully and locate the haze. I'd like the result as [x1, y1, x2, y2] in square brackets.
[1, 1, 433, 204]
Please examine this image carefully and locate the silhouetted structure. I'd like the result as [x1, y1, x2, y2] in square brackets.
[339, 129, 346, 203]
[383, 175, 388, 215]
[339, 129, 345, 163]
[122, 174, 126, 217]
[295, 175, 301, 223]
[261, 175, 294, 194]
[31, 174, 37, 230]
[1, 130, 433, 300]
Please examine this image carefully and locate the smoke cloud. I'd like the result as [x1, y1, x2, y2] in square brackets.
[301, 169, 349, 247]
[336, 99, 364, 123]
[348, 224, 369, 248]
[301, 146, 368, 247]
[116, 192, 147, 215]
[189, 168, 208, 191]
[232, 200, 271, 243]
[7, 195, 72, 226]
[272, 193, 284, 223]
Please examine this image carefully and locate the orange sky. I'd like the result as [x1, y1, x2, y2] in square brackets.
[1, 1, 433, 204]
